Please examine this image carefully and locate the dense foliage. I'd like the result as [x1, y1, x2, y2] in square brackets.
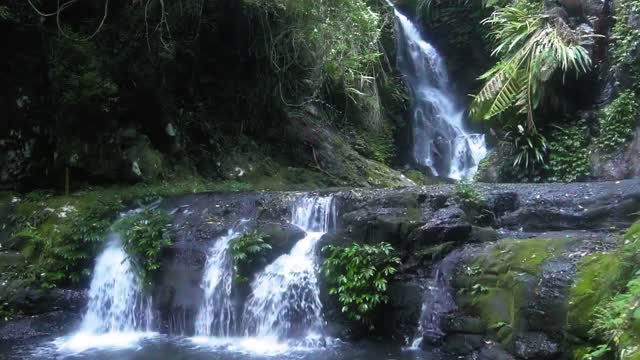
[611, 0, 640, 91]
[571, 223, 640, 360]
[547, 121, 591, 182]
[114, 209, 173, 286]
[595, 91, 640, 153]
[230, 230, 272, 283]
[322, 242, 400, 326]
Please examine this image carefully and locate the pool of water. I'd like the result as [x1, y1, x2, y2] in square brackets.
[3, 334, 450, 360]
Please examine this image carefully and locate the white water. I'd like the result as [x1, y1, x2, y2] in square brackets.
[391, 4, 487, 180]
[194, 229, 243, 337]
[242, 196, 335, 340]
[56, 235, 155, 353]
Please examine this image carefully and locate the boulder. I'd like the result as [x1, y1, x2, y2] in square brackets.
[409, 206, 471, 247]
[513, 332, 560, 360]
[258, 221, 306, 258]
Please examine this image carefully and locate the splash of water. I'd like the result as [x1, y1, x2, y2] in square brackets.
[391, 4, 487, 180]
[194, 229, 244, 337]
[242, 196, 335, 340]
[56, 235, 155, 353]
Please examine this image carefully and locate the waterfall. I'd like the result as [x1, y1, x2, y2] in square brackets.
[390, 4, 487, 180]
[242, 196, 335, 340]
[194, 229, 243, 337]
[410, 250, 463, 349]
[56, 235, 154, 352]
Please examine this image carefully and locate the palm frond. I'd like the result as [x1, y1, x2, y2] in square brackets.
[470, 1, 594, 127]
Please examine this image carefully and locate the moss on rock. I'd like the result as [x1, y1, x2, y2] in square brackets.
[455, 238, 573, 349]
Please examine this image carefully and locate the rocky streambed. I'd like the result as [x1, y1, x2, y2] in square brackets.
[2, 180, 640, 359]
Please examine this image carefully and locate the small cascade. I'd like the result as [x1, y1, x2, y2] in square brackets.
[390, 3, 487, 180]
[410, 250, 463, 349]
[56, 235, 154, 352]
[242, 196, 335, 340]
[194, 229, 244, 337]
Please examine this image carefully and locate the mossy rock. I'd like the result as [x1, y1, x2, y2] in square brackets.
[455, 238, 573, 349]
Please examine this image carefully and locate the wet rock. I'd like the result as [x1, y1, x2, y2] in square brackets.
[591, 127, 640, 181]
[258, 222, 306, 260]
[467, 345, 516, 360]
[525, 259, 576, 335]
[410, 206, 471, 246]
[442, 333, 485, 355]
[380, 281, 423, 340]
[0, 310, 81, 343]
[470, 227, 499, 244]
[441, 315, 485, 334]
[514, 332, 560, 359]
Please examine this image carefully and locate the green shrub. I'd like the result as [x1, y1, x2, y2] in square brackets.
[230, 231, 272, 283]
[595, 91, 639, 153]
[455, 181, 483, 207]
[547, 121, 591, 182]
[115, 209, 172, 286]
[571, 223, 640, 359]
[9, 179, 218, 288]
[499, 123, 548, 182]
[322, 242, 401, 326]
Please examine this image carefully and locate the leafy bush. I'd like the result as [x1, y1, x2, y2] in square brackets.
[322, 242, 401, 326]
[547, 121, 591, 182]
[10, 179, 218, 288]
[13, 197, 123, 287]
[595, 91, 640, 153]
[455, 181, 483, 208]
[230, 231, 272, 283]
[115, 209, 172, 286]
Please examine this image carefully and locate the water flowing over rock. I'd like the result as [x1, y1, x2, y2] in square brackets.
[55, 235, 154, 353]
[390, 3, 487, 179]
[242, 196, 335, 340]
[410, 249, 462, 349]
[194, 228, 244, 337]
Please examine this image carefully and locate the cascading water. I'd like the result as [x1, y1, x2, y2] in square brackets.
[194, 228, 244, 337]
[242, 196, 335, 341]
[56, 234, 154, 353]
[410, 250, 463, 349]
[390, 3, 487, 180]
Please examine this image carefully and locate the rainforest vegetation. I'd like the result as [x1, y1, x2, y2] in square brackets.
[1, 0, 640, 359]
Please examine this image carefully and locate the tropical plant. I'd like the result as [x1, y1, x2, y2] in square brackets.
[502, 123, 548, 170]
[230, 231, 272, 283]
[322, 242, 401, 326]
[470, 1, 593, 129]
[116, 209, 173, 286]
[455, 181, 483, 207]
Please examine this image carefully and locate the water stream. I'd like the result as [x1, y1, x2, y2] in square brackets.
[391, 3, 487, 179]
[194, 228, 244, 337]
[242, 196, 335, 341]
[410, 250, 463, 349]
[55, 234, 155, 353]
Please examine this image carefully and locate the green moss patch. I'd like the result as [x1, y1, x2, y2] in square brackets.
[455, 238, 572, 348]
